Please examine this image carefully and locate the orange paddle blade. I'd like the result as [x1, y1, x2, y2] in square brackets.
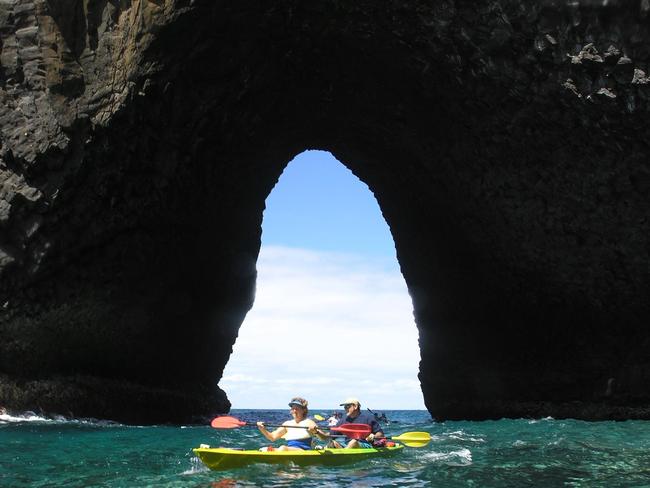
[210, 415, 248, 428]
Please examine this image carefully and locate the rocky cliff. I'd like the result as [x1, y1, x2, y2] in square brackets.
[0, 0, 649, 423]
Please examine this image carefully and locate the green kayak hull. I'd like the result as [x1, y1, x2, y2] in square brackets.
[193, 445, 404, 470]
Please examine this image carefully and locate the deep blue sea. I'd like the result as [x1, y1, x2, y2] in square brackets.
[2, 409, 650, 487]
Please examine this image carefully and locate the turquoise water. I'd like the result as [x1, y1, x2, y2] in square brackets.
[2, 409, 650, 487]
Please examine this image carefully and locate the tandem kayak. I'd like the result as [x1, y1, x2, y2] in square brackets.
[193, 444, 405, 470]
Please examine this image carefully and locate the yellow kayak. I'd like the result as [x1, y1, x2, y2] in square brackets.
[193, 444, 405, 470]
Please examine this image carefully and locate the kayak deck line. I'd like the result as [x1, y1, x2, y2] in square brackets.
[193, 444, 405, 470]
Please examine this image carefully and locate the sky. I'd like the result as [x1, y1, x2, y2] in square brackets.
[219, 150, 425, 411]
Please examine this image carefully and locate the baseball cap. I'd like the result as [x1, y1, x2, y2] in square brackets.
[339, 397, 360, 407]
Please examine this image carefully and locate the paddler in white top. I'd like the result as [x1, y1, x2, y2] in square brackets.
[257, 397, 318, 451]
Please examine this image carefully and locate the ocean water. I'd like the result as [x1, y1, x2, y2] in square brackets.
[2, 409, 650, 487]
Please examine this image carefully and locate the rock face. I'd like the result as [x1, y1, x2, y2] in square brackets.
[0, 1, 649, 423]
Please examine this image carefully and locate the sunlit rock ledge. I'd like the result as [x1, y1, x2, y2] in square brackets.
[0, 1, 648, 423]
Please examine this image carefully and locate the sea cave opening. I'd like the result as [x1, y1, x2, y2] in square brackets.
[219, 150, 424, 411]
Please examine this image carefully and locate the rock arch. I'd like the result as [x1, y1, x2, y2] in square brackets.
[0, 1, 648, 423]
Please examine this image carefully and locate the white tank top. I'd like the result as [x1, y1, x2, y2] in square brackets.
[282, 419, 312, 440]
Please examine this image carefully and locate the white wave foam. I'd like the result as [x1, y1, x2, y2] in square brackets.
[528, 416, 555, 424]
[182, 457, 210, 475]
[421, 448, 473, 466]
[0, 412, 121, 426]
[445, 430, 485, 443]
[0, 412, 49, 423]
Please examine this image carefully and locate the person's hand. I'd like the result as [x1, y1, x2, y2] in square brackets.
[309, 425, 324, 438]
[257, 421, 265, 430]
[367, 433, 375, 442]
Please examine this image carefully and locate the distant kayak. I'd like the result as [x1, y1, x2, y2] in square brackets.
[193, 444, 404, 470]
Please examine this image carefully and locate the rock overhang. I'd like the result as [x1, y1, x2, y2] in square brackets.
[0, 0, 648, 422]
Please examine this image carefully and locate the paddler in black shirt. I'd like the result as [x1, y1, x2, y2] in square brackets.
[310, 397, 384, 448]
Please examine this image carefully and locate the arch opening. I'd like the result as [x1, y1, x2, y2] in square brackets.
[219, 150, 425, 410]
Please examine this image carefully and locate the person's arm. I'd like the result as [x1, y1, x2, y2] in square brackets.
[257, 421, 286, 442]
[308, 422, 330, 441]
[366, 417, 384, 441]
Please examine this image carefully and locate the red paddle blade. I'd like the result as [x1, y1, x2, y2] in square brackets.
[330, 423, 372, 440]
[210, 415, 247, 428]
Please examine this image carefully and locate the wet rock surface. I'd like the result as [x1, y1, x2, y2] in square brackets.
[0, 1, 649, 422]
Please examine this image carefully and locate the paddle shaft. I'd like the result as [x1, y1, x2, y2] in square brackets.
[326, 430, 431, 447]
[255, 422, 367, 433]
[254, 422, 309, 430]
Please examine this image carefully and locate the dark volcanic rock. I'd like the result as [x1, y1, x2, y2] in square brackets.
[0, 1, 649, 423]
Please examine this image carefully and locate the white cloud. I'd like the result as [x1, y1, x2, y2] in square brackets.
[219, 245, 425, 411]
